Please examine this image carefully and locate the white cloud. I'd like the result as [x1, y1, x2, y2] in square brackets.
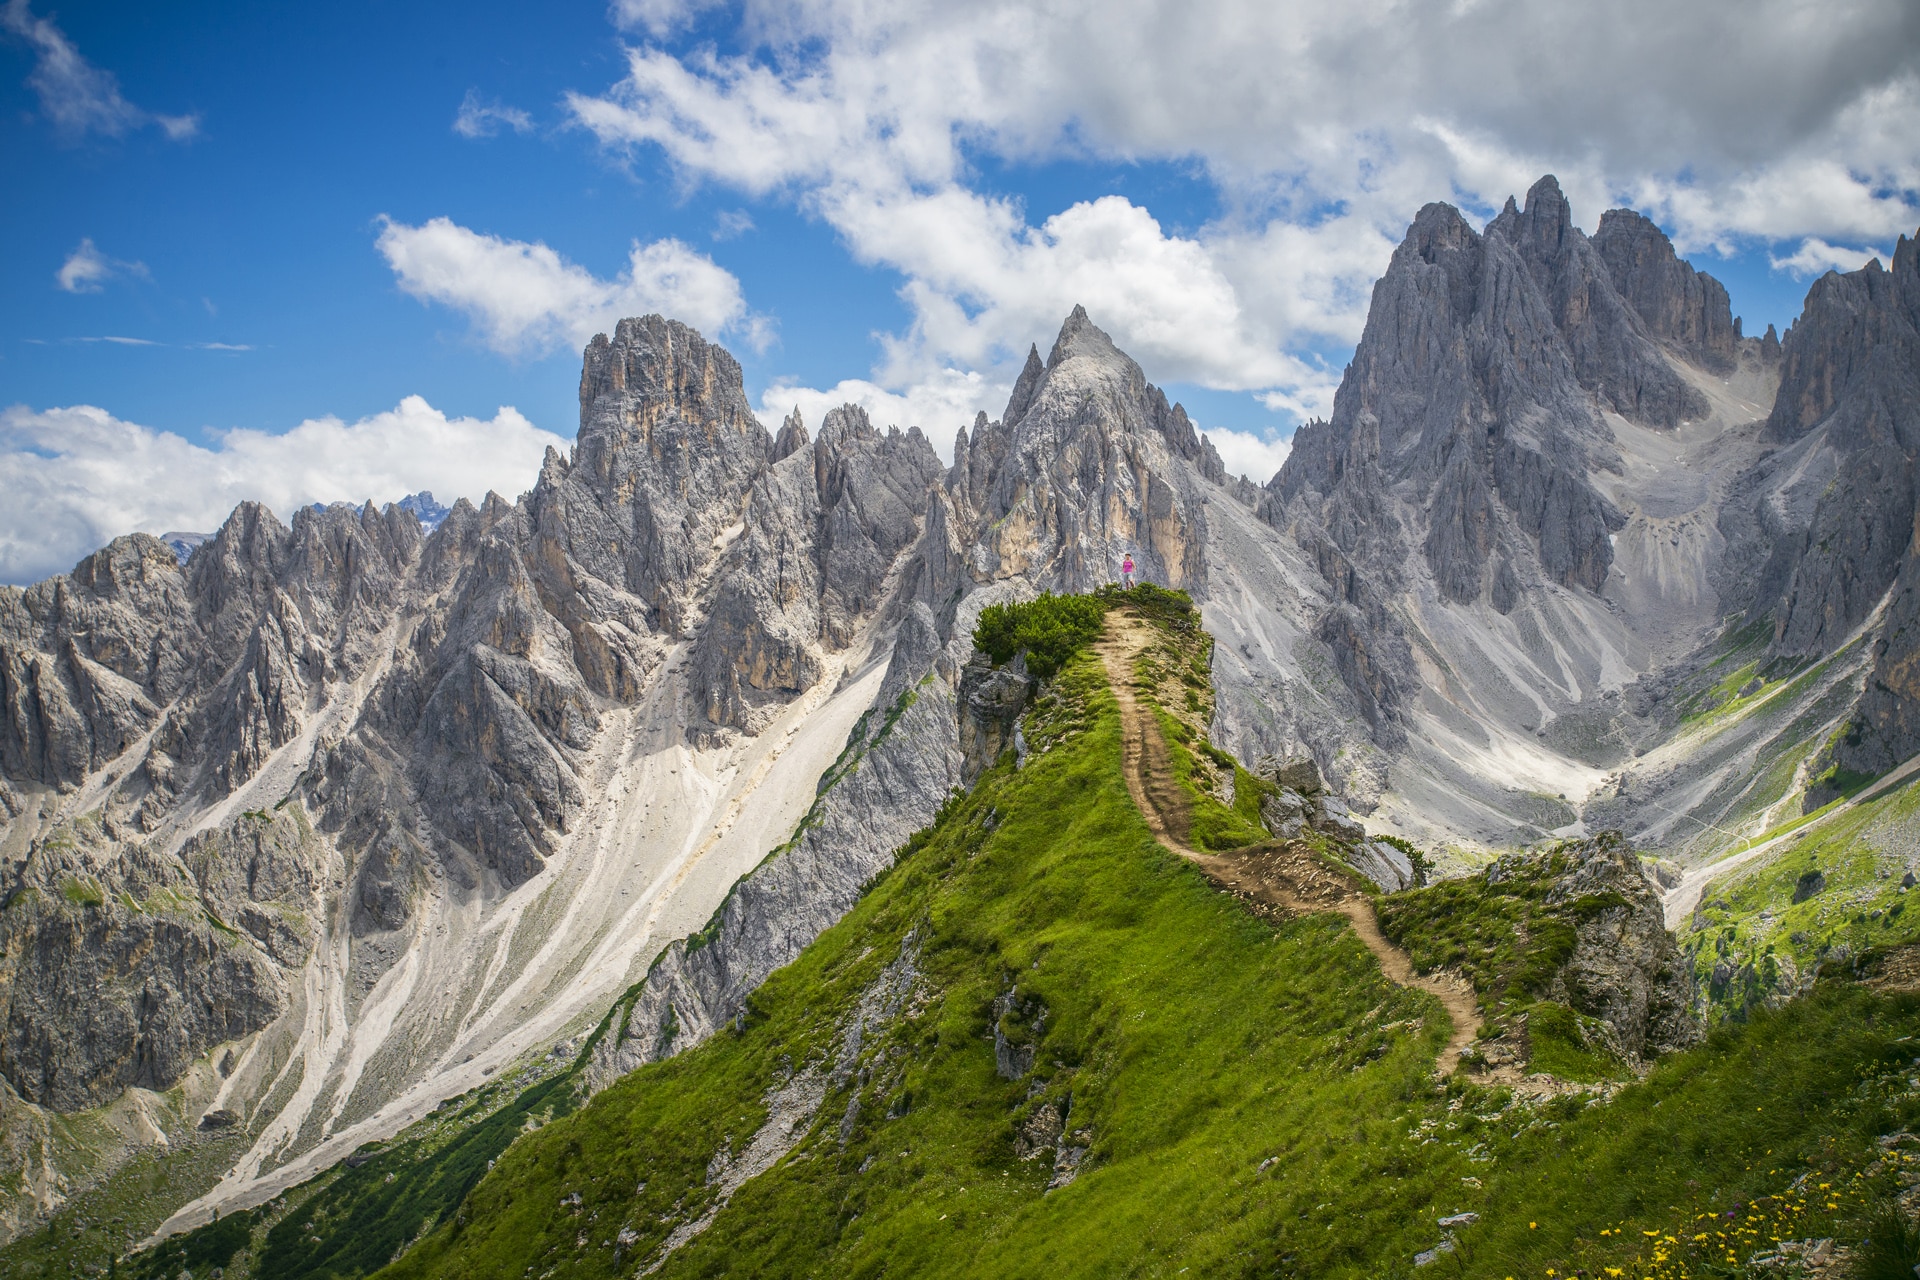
[0, 397, 567, 585]
[1768, 238, 1894, 279]
[376, 215, 765, 356]
[757, 368, 1003, 462]
[712, 209, 754, 240]
[453, 89, 534, 139]
[55, 238, 148, 293]
[1203, 428, 1292, 486]
[563, 0, 1920, 427]
[609, 0, 725, 38]
[1, 0, 198, 141]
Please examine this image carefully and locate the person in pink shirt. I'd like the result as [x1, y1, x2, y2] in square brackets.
[1121, 552, 1135, 588]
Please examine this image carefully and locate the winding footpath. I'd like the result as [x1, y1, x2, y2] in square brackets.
[1094, 612, 1481, 1074]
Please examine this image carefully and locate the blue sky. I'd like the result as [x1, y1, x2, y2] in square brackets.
[3, 0, 1916, 583]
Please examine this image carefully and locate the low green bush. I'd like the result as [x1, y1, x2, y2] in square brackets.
[973, 592, 1110, 679]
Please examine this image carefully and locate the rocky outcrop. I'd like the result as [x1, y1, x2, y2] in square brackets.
[1537, 834, 1699, 1061]
[0, 810, 312, 1111]
[1592, 207, 1738, 374]
[957, 653, 1033, 782]
[1251, 752, 1418, 891]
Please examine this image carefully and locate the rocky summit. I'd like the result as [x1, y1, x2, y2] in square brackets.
[8, 178, 1920, 1279]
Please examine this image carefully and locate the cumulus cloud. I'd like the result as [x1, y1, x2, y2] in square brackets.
[0, 397, 567, 585]
[55, 238, 148, 293]
[563, 0, 1920, 431]
[1203, 428, 1292, 486]
[454, 89, 534, 138]
[1, 0, 198, 141]
[1768, 237, 1894, 279]
[376, 215, 766, 356]
[609, 0, 726, 38]
[757, 368, 1004, 461]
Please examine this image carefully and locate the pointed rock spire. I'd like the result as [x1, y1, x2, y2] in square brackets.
[773, 406, 810, 461]
[1002, 344, 1045, 427]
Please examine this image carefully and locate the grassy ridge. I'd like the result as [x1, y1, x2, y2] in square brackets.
[377, 649, 1465, 1279]
[372, 610, 1920, 1278]
[1376, 843, 1635, 1081]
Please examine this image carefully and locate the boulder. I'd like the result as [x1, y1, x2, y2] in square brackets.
[1260, 754, 1324, 795]
[1258, 787, 1309, 834]
[1350, 840, 1416, 893]
[1317, 811, 1368, 845]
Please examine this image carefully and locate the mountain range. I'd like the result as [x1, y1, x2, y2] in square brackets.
[4, 175, 1920, 1270]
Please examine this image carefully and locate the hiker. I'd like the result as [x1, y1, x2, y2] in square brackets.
[1121, 552, 1135, 589]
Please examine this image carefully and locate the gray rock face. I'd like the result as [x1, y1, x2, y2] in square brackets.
[563, 316, 770, 638]
[0, 809, 319, 1111]
[958, 654, 1033, 782]
[942, 306, 1212, 597]
[1350, 840, 1416, 893]
[690, 406, 943, 736]
[1722, 232, 1920, 798]
[1271, 181, 1631, 617]
[1538, 834, 1699, 1061]
[1592, 208, 1738, 374]
[1755, 243, 1920, 658]
[1491, 177, 1712, 427]
[1258, 754, 1323, 795]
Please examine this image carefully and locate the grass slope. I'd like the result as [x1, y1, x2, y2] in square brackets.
[376, 627, 1920, 1279]
[379, 651, 1464, 1279]
[1687, 773, 1920, 1022]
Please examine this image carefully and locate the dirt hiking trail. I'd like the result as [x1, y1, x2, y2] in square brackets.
[1094, 611, 1480, 1075]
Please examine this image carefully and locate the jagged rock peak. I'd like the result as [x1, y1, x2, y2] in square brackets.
[774, 406, 810, 461]
[558, 314, 771, 635]
[943, 306, 1212, 595]
[1753, 227, 1920, 700]
[1592, 207, 1737, 373]
[1767, 232, 1920, 442]
[1003, 345, 1045, 428]
[1046, 303, 1103, 368]
[579, 315, 761, 440]
[1487, 176, 1710, 426]
[1498, 173, 1575, 251]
